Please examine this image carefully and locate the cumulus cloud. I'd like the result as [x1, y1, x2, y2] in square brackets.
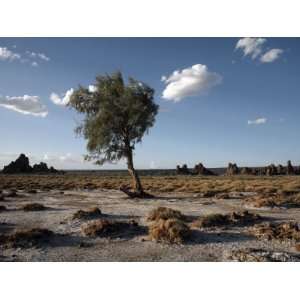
[0, 47, 21, 61]
[247, 117, 267, 125]
[26, 51, 50, 62]
[236, 37, 266, 59]
[161, 64, 222, 102]
[31, 61, 38, 67]
[50, 88, 74, 106]
[0, 95, 48, 117]
[260, 48, 284, 63]
[88, 85, 97, 93]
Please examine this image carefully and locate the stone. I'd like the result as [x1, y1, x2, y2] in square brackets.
[226, 163, 239, 175]
[194, 163, 215, 175]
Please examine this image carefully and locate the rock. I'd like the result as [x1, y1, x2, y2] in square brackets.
[194, 163, 215, 175]
[265, 164, 277, 176]
[277, 164, 285, 175]
[2, 154, 58, 174]
[226, 163, 239, 175]
[3, 154, 32, 174]
[176, 164, 190, 175]
[240, 167, 253, 175]
[286, 160, 295, 175]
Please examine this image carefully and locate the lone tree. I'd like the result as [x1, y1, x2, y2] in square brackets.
[69, 71, 159, 197]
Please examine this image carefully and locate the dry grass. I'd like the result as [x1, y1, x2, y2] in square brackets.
[147, 207, 186, 222]
[192, 210, 261, 228]
[2, 174, 300, 194]
[0, 228, 54, 248]
[245, 192, 300, 208]
[250, 222, 300, 241]
[81, 219, 138, 238]
[22, 203, 47, 211]
[148, 218, 191, 244]
[72, 207, 102, 220]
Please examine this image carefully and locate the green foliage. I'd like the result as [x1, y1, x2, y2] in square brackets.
[69, 71, 159, 165]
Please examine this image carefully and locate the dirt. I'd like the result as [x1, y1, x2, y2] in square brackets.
[1, 188, 300, 261]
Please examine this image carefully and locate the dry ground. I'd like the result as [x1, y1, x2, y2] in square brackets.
[1, 174, 300, 261]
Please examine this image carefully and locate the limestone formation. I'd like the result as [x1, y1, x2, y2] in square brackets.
[240, 167, 253, 175]
[226, 163, 239, 175]
[2, 154, 58, 174]
[286, 160, 295, 175]
[265, 164, 277, 176]
[194, 163, 215, 175]
[176, 164, 190, 175]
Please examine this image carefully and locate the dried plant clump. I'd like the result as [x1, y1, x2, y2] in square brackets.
[147, 207, 186, 222]
[0, 228, 54, 248]
[148, 218, 191, 244]
[228, 248, 300, 262]
[250, 222, 300, 241]
[245, 193, 300, 208]
[22, 203, 47, 211]
[81, 219, 138, 238]
[192, 210, 261, 228]
[72, 207, 102, 220]
[0, 205, 7, 212]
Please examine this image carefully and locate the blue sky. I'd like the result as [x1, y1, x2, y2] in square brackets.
[0, 37, 299, 169]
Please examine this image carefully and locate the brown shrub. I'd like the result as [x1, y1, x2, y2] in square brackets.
[0, 228, 54, 248]
[22, 203, 47, 211]
[192, 210, 261, 228]
[72, 207, 102, 220]
[81, 219, 138, 238]
[147, 207, 186, 222]
[250, 222, 300, 241]
[148, 218, 191, 244]
[245, 193, 300, 208]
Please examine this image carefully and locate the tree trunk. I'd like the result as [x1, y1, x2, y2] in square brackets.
[126, 147, 144, 194]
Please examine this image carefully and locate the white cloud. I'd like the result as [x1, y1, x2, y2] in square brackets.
[0, 47, 21, 61]
[236, 37, 266, 59]
[88, 85, 97, 93]
[50, 88, 74, 106]
[26, 51, 50, 62]
[260, 48, 284, 63]
[247, 117, 267, 125]
[31, 61, 38, 67]
[161, 64, 222, 102]
[0, 95, 48, 117]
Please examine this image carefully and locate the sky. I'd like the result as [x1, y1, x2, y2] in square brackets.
[0, 37, 299, 170]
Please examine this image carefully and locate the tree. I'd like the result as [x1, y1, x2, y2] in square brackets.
[68, 71, 159, 197]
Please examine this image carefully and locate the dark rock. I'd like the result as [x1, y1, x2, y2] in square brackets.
[226, 163, 239, 175]
[265, 164, 277, 176]
[3, 154, 32, 174]
[176, 164, 190, 175]
[286, 160, 295, 175]
[194, 163, 215, 175]
[240, 167, 253, 175]
[2, 154, 58, 174]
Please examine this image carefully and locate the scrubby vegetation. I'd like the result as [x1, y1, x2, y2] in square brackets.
[2, 174, 300, 195]
[81, 219, 139, 238]
[72, 207, 102, 220]
[192, 210, 261, 228]
[147, 207, 186, 221]
[148, 218, 191, 244]
[0, 228, 54, 248]
[250, 222, 300, 241]
[22, 203, 47, 211]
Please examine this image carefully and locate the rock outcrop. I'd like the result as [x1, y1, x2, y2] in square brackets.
[2, 154, 58, 174]
[194, 163, 215, 175]
[226, 163, 239, 175]
[176, 164, 190, 175]
[286, 160, 295, 175]
[265, 164, 277, 176]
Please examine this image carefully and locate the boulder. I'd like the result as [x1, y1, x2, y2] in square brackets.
[265, 164, 277, 176]
[240, 167, 253, 175]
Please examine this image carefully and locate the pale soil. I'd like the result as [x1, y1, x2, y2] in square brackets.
[1, 188, 300, 261]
